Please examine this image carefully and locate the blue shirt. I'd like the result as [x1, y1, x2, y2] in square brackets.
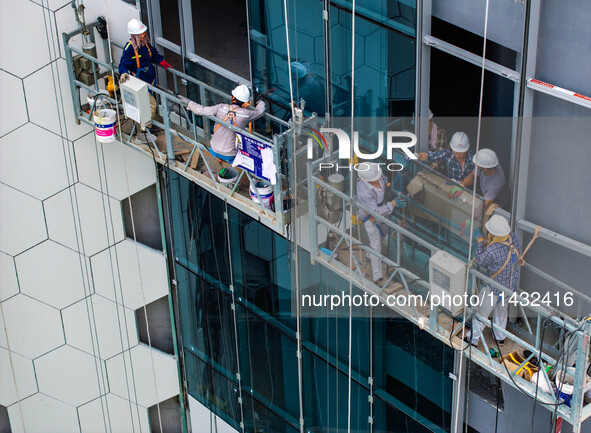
[426, 149, 475, 182]
[118, 41, 164, 86]
[476, 231, 522, 295]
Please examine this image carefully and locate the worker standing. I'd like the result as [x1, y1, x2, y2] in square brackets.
[416, 131, 475, 193]
[356, 163, 406, 286]
[181, 85, 266, 163]
[119, 19, 171, 120]
[426, 110, 448, 173]
[465, 215, 522, 346]
[462, 148, 510, 209]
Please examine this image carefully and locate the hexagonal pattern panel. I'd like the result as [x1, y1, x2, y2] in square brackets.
[0, 347, 38, 406]
[16, 240, 88, 309]
[0, 252, 19, 301]
[24, 62, 63, 137]
[78, 394, 150, 433]
[44, 183, 125, 256]
[0, 294, 64, 359]
[0, 70, 27, 137]
[0, 123, 72, 200]
[92, 240, 169, 310]
[74, 134, 157, 201]
[35, 345, 103, 406]
[106, 345, 179, 408]
[0, 183, 47, 256]
[0, 0, 53, 77]
[62, 295, 138, 360]
[7, 393, 80, 433]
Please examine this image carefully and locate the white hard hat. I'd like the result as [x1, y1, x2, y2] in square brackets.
[127, 19, 147, 35]
[473, 148, 499, 168]
[357, 162, 382, 182]
[290, 62, 307, 79]
[450, 131, 470, 153]
[232, 84, 251, 103]
[428, 109, 433, 120]
[485, 215, 510, 237]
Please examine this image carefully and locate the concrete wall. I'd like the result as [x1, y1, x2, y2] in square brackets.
[0, 1, 180, 432]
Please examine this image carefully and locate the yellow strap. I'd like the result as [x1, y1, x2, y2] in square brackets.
[509, 353, 533, 377]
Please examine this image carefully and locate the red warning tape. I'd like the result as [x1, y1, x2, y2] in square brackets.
[528, 78, 591, 103]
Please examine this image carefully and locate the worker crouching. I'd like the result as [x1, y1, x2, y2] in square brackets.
[356, 163, 406, 286]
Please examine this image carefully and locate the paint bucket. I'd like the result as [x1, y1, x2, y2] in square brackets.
[250, 179, 274, 210]
[87, 90, 109, 108]
[555, 370, 574, 406]
[217, 168, 239, 187]
[93, 108, 117, 143]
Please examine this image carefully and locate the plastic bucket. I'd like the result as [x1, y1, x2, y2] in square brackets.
[555, 370, 574, 406]
[93, 108, 117, 143]
[217, 168, 239, 187]
[250, 180, 274, 210]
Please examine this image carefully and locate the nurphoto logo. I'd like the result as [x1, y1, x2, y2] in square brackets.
[306, 127, 418, 173]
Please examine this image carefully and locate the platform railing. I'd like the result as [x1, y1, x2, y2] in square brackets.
[63, 22, 291, 235]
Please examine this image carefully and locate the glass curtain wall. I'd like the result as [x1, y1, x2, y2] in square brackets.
[248, 0, 416, 118]
[165, 168, 454, 432]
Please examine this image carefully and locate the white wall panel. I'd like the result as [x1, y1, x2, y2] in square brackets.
[0, 123, 72, 200]
[0, 347, 38, 406]
[92, 240, 169, 310]
[78, 394, 150, 433]
[16, 240, 89, 309]
[23, 62, 64, 137]
[0, 252, 19, 301]
[0, 70, 28, 138]
[62, 295, 139, 360]
[0, 294, 64, 359]
[7, 393, 80, 433]
[188, 395, 238, 433]
[106, 344, 179, 408]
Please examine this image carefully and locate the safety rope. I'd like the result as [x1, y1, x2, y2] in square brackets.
[102, 5, 164, 432]
[347, 2, 356, 433]
[282, 2, 305, 432]
[39, 1, 114, 432]
[453, 0, 491, 431]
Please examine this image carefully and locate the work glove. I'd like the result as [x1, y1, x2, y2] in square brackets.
[448, 186, 462, 199]
[160, 60, 172, 70]
[391, 198, 407, 209]
[177, 94, 191, 106]
[119, 73, 130, 84]
[473, 227, 484, 243]
[403, 152, 420, 162]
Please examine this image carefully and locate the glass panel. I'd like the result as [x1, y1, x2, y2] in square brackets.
[168, 170, 231, 287]
[191, 0, 250, 79]
[235, 304, 300, 422]
[248, 0, 327, 118]
[374, 317, 454, 432]
[159, 0, 181, 46]
[242, 393, 300, 433]
[184, 351, 241, 430]
[373, 393, 437, 433]
[329, 3, 416, 117]
[227, 205, 295, 330]
[302, 349, 369, 432]
[176, 265, 237, 379]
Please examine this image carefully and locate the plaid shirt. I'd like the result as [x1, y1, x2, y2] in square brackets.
[476, 232, 522, 295]
[426, 149, 475, 182]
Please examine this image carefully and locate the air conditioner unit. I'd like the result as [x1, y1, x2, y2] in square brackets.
[120, 75, 151, 127]
[429, 250, 467, 316]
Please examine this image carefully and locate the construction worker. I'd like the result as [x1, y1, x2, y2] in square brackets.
[462, 148, 510, 209]
[426, 110, 448, 172]
[119, 19, 171, 119]
[356, 163, 406, 286]
[416, 131, 475, 194]
[181, 85, 266, 163]
[465, 215, 522, 346]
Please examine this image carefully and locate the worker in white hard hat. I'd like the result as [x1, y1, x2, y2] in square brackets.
[417, 131, 475, 193]
[119, 19, 171, 119]
[181, 84, 266, 163]
[465, 215, 522, 347]
[356, 162, 406, 286]
[290, 61, 325, 115]
[461, 148, 510, 209]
